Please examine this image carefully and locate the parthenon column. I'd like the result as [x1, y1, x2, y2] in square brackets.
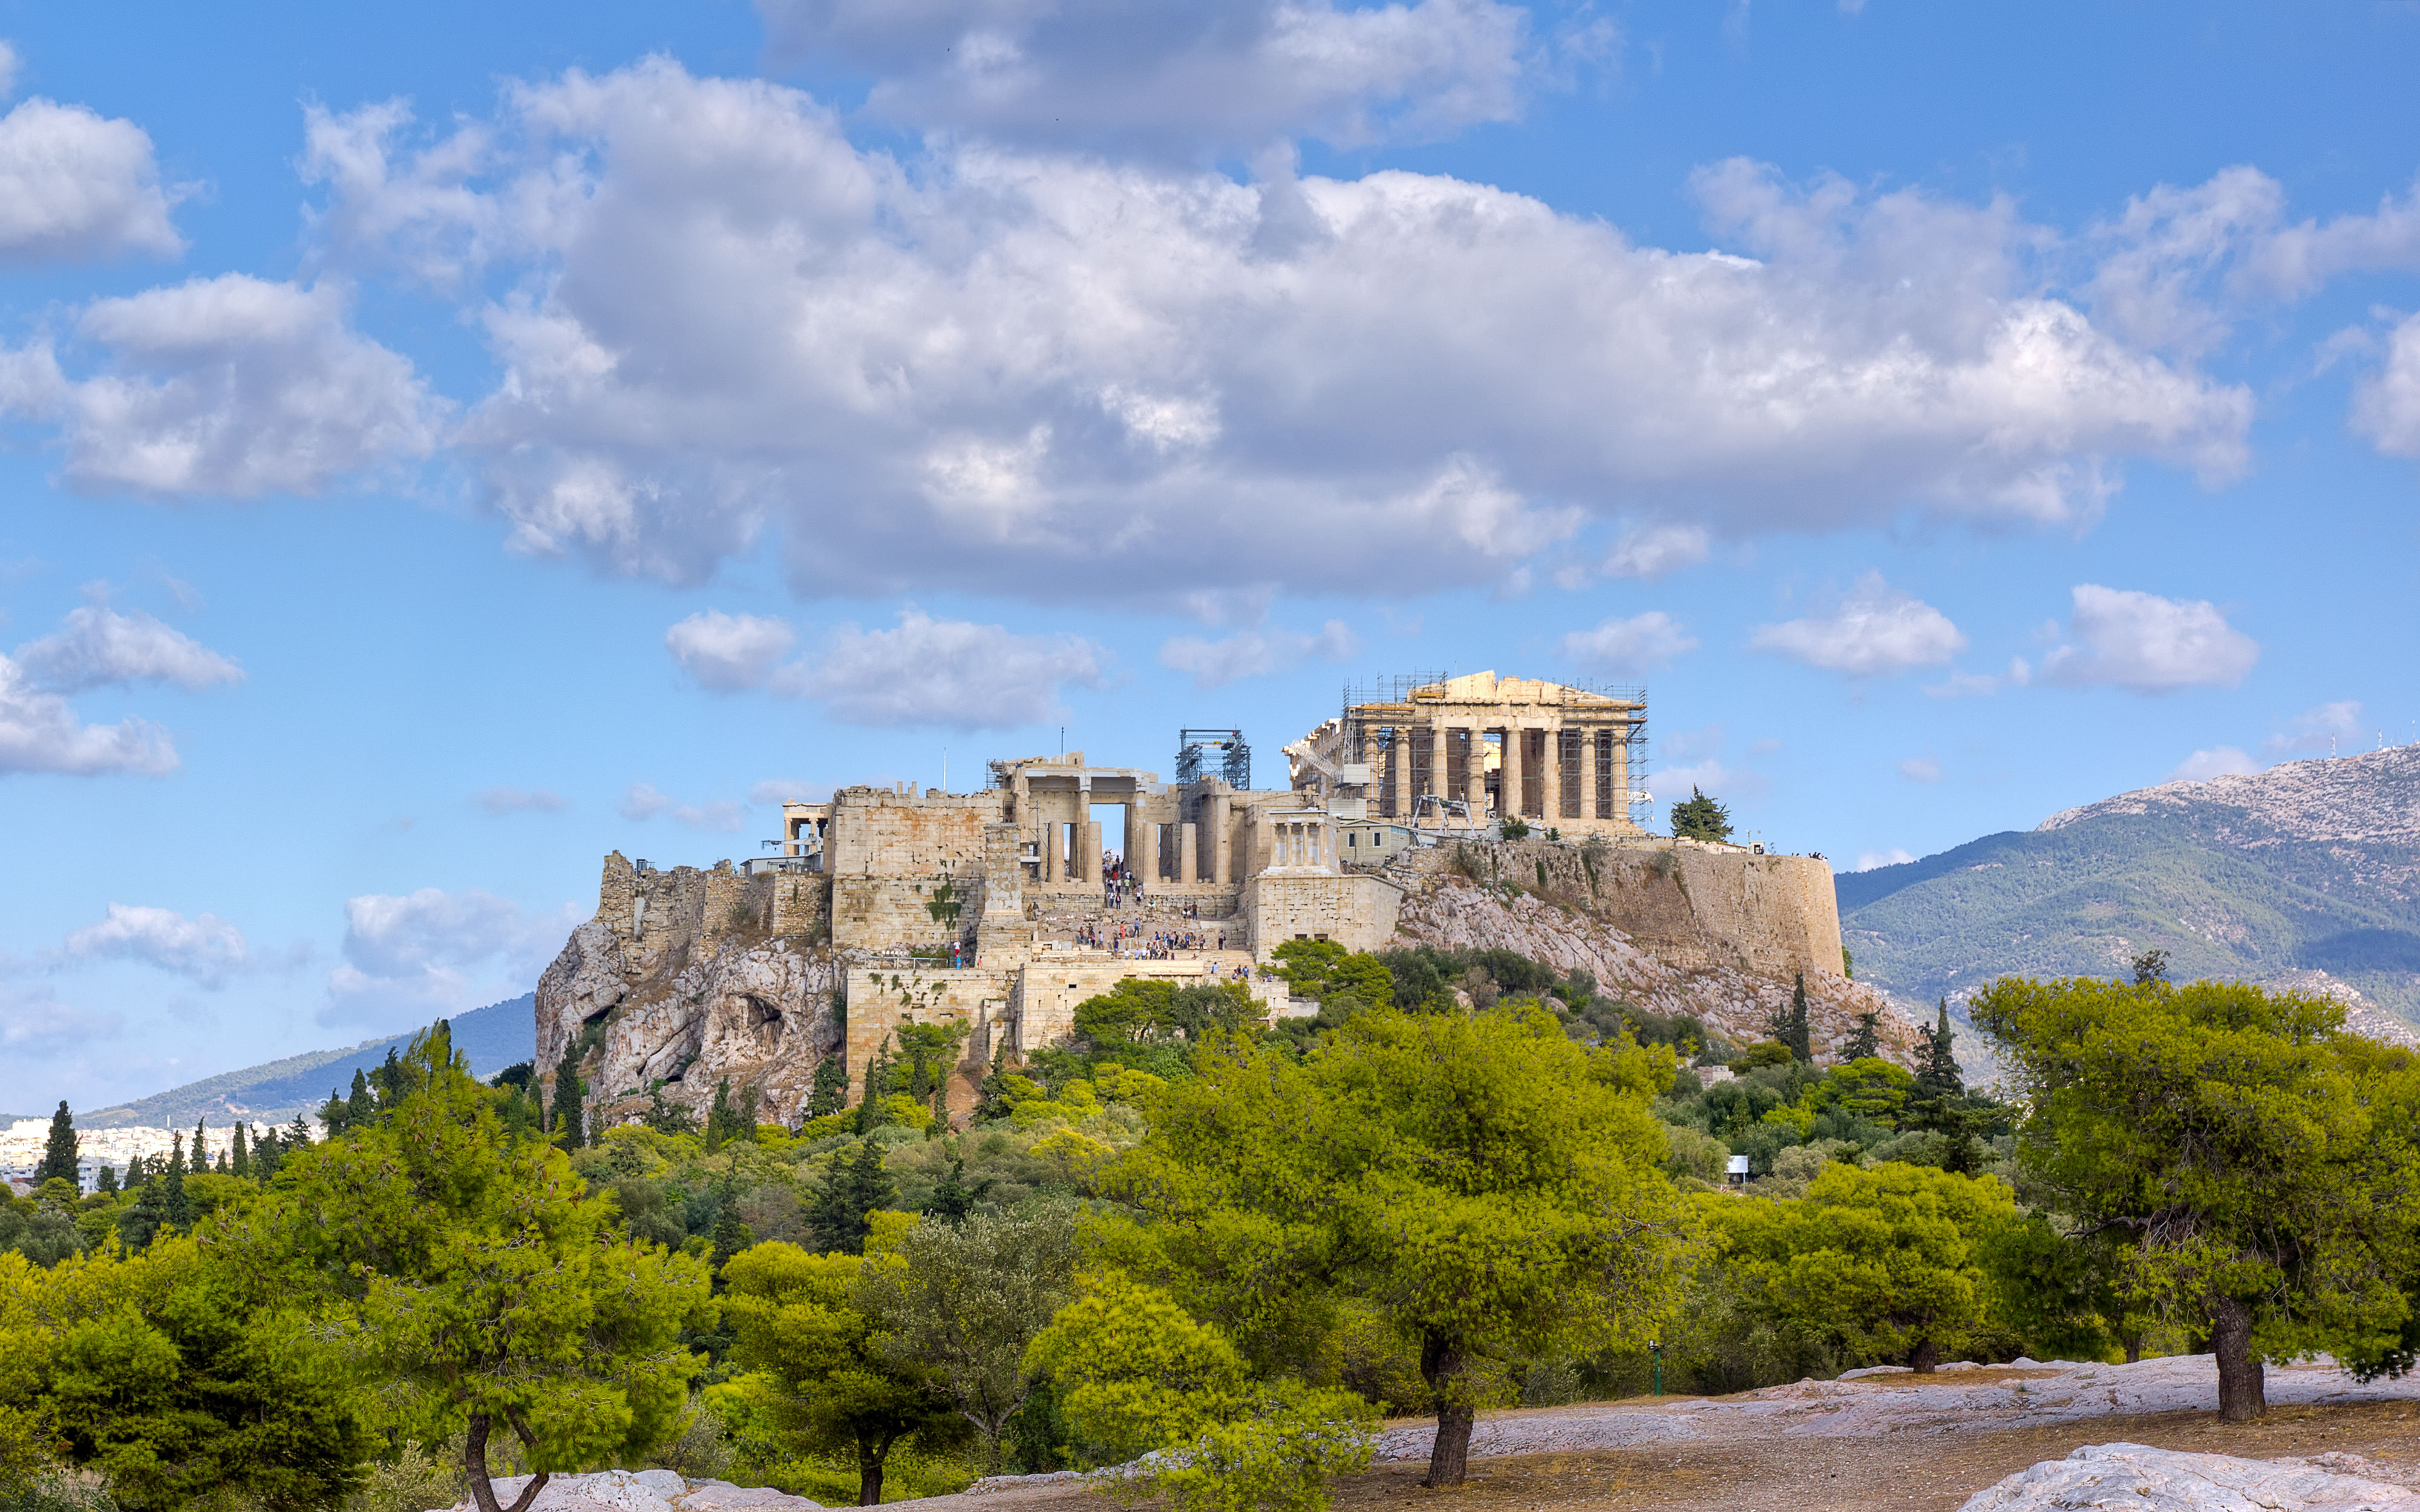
[1465, 722, 1488, 817]
[1501, 722, 1524, 820]
[1541, 721, 1563, 822]
[1578, 728, 1598, 821]
[1390, 727, 1410, 819]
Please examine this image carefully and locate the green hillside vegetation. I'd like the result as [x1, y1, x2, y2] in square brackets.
[8, 957, 2419, 1510]
[78, 993, 534, 1129]
[1839, 751, 2420, 1031]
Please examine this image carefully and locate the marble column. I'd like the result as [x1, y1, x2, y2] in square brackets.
[1502, 721, 1525, 819]
[1042, 815, 1061, 882]
[1210, 791, 1232, 884]
[1390, 726, 1410, 819]
[1123, 804, 1143, 883]
[1542, 720, 1563, 822]
[1081, 821, 1102, 883]
[1465, 722, 1488, 818]
[1180, 824, 1199, 884]
[1579, 728, 1598, 822]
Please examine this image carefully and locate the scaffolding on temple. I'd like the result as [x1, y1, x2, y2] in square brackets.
[1175, 728, 1252, 791]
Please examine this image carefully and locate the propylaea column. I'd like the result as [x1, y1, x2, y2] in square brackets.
[1180, 823, 1199, 884]
[1123, 804, 1143, 883]
[1042, 815, 1061, 883]
[1210, 790, 1232, 884]
[1081, 821, 1102, 883]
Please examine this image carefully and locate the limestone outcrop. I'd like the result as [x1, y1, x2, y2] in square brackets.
[1956, 1444, 2418, 1511]
[446, 1470, 823, 1512]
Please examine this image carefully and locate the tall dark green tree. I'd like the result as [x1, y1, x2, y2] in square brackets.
[553, 1043, 587, 1151]
[854, 1036, 900, 1134]
[96, 1162, 119, 1196]
[1669, 786, 1733, 843]
[806, 1052, 850, 1119]
[231, 1120, 250, 1179]
[193, 1116, 210, 1177]
[347, 1067, 378, 1130]
[320, 1087, 352, 1138]
[1845, 1011, 1882, 1061]
[1917, 1000, 1964, 1099]
[1766, 974, 1813, 1062]
[37, 1100, 79, 1189]
[807, 1139, 897, 1255]
[705, 1077, 739, 1152]
[163, 1136, 193, 1233]
[710, 1173, 753, 1279]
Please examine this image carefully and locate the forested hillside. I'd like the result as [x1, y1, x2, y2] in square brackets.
[1839, 746, 2420, 1041]
[80, 992, 534, 1127]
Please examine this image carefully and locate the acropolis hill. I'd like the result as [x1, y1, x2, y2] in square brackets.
[535, 671, 1918, 1124]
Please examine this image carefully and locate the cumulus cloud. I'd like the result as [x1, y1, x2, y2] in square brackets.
[13, 604, 242, 694]
[59, 903, 252, 989]
[781, 608, 1107, 727]
[1922, 659, 2033, 699]
[324, 887, 575, 1024]
[1897, 757, 1943, 783]
[0, 654, 178, 776]
[755, 0, 1529, 152]
[1601, 523, 1710, 580]
[0, 93, 184, 264]
[1156, 619, 1359, 689]
[666, 610, 797, 692]
[1650, 758, 1767, 806]
[619, 782, 746, 832]
[475, 786, 567, 815]
[2038, 584, 2258, 692]
[299, 68, 2248, 600]
[1556, 611, 1696, 677]
[1749, 573, 1966, 676]
[0, 275, 443, 499]
[0, 980, 122, 1056]
[2170, 746, 2260, 782]
[2353, 311, 2420, 459]
[2265, 700, 2366, 757]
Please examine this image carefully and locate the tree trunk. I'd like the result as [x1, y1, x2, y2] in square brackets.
[2208, 1295, 2264, 1421]
[464, 1414, 550, 1512]
[1909, 1339, 1940, 1375]
[1421, 1332, 1474, 1488]
[857, 1459, 883, 1508]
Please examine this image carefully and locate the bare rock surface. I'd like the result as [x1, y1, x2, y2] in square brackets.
[1365, 1355, 2420, 1462]
[449, 1471, 822, 1512]
[1955, 1442, 2418, 1511]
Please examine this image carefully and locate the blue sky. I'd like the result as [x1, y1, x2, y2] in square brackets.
[4, 0, 2418, 1110]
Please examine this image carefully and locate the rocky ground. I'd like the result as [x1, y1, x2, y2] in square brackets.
[903, 1356, 2420, 1512]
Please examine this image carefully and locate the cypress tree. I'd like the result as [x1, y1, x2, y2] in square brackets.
[705, 1077, 737, 1152]
[708, 1172, 753, 1280]
[806, 1138, 895, 1254]
[231, 1121, 250, 1179]
[1766, 974, 1813, 1062]
[287, 1112, 313, 1150]
[320, 1087, 351, 1138]
[347, 1067, 377, 1129]
[805, 1052, 849, 1119]
[553, 1043, 587, 1151]
[163, 1135, 192, 1232]
[1915, 999, 1964, 1100]
[1845, 1011, 1882, 1061]
[36, 1100, 79, 1189]
[255, 1126, 284, 1185]
[854, 1035, 898, 1134]
[192, 1116, 210, 1176]
[96, 1162, 119, 1195]
[123, 1176, 165, 1250]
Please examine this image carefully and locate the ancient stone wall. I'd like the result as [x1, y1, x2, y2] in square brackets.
[825, 789, 1000, 877]
[1011, 956, 1238, 1055]
[842, 965, 1010, 1118]
[1246, 872, 1404, 956]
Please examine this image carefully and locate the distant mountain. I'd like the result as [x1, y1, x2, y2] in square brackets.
[1839, 748, 2420, 1048]
[80, 993, 536, 1129]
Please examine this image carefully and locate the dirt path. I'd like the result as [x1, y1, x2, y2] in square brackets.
[911, 1358, 2420, 1512]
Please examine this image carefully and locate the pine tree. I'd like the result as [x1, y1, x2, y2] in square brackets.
[231, 1121, 250, 1179]
[347, 1067, 377, 1130]
[708, 1172, 753, 1280]
[193, 1116, 210, 1176]
[1845, 1011, 1882, 1061]
[287, 1112, 313, 1150]
[553, 1042, 587, 1152]
[96, 1162, 118, 1195]
[705, 1077, 737, 1152]
[163, 1135, 193, 1233]
[255, 1126, 284, 1185]
[805, 1052, 849, 1119]
[806, 1138, 896, 1254]
[320, 1087, 352, 1138]
[1669, 786, 1733, 842]
[1765, 974, 1813, 1062]
[1915, 999, 1964, 1100]
[36, 1100, 79, 1190]
[123, 1176, 165, 1250]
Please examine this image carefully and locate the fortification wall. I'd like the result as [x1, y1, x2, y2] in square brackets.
[1246, 873, 1404, 957]
[1011, 956, 1237, 1054]
[842, 965, 1010, 1117]
[825, 789, 1001, 877]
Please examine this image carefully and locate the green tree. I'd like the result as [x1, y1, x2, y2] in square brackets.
[267, 1028, 712, 1512]
[16, 1237, 372, 1512]
[808, 1140, 898, 1256]
[230, 1123, 250, 1181]
[723, 1238, 950, 1505]
[709, 1174, 754, 1279]
[552, 1042, 587, 1151]
[806, 1053, 850, 1119]
[1713, 1161, 2014, 1372]
[1765, 975, 1812, 1063]
[1102, 1005, 1697, 1487]
[1024, 1271, 1375, 1512]
[1915, 1000, 1963, 1099]
[36, 1103, 77, 1191]
[1976, 975, 2420, 1421]
[1844, 1012, 1881, 1061]
[162, 1138, 191, 1236]
[347, 1068, 377, 1131]
[1669, 787, 1731, 843]
[706, 1078, 739, 1152]
[858, 1204, 1080, 1474]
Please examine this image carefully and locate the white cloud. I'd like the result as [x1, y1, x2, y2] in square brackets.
[1897, 757, 1943, 783]
[0, 654, 178, 776]
[0, 981, 122, 1056]
[754, 0, 1529, 153]
[1156, 619, 1359, 689]
[59, 903, 251, 989]
[302, 70, 2248, 599]
[2265, 700, 2365, 757]
[619, 782, 747, 832]
[1749, 573, 1966, 676]
[1556, 611, 1696, 677]
[13, 605, 242, 694]
[2169, 746, 2260, 782]
[0, 42, 19, 97]
[1601, 523, 1710, 580]
[324, 887, 575, 1024]
[1650, 759, 1767, 806]
[1922, 659, 2032, 699]
[0, 275, 443, 499]
[666, 610, 797, 692]
[781, 608, 1107, 727]
[2353, 311, 2420, 459]
[475, 786, 568, 815]
[2038, 584, 2258, 692]
[0, 94, 183, 264]
[1852, 847, 1917, 872]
